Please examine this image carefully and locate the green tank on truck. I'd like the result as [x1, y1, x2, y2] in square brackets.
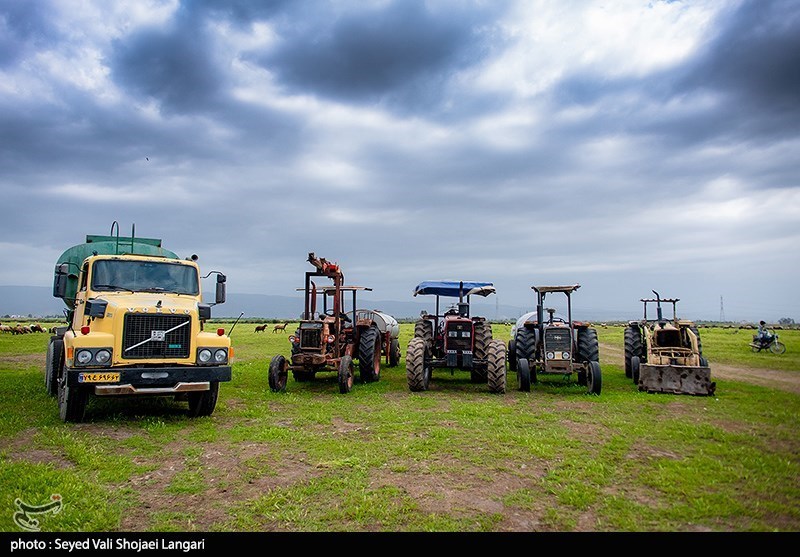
[46, 222, 232, 422]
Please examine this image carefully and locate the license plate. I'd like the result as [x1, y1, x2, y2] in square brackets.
[78, 372, 120, 383]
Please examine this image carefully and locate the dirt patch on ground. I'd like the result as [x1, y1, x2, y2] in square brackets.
[600, 342, 800, 395]
[0, 353, 45, 368]
[0, 428, 75, 469]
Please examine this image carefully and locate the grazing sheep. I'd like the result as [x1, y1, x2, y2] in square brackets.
[273, 322, 289, 333]
[254, 324, 268, 333]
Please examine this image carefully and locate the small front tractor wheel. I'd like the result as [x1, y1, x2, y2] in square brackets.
[507, 338, 517, 372]
[517, 358, 531, 392]
[268, 354, 289, 393]
[631, 355, 641, 385]
[338, 355, 355, 394]
[586, 361, 602, 395]
[358, 326, 381, 383]
[406, 337, 430, 392]
[487, 339, 507, 394]
[389, 338, 401, 367]
[188, 381, 220, 417]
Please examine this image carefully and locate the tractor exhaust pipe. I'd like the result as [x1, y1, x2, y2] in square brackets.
[653, 290, 664, 323]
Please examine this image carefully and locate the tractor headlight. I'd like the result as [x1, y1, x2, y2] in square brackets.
[214, 349, 228, 363]
[76, 350, 93, 365]
[562, 351, 570, 360]
[546, 351, 555, 360]
[198, 349, 212, 363]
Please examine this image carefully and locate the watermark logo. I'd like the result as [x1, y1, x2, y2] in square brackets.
[13, 494, 63, 531]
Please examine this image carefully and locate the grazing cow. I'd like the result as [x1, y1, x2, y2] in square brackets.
[254, 324, 268, 333]
[273, 322, 289, 333]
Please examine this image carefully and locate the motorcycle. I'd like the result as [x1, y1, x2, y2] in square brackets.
[750, 332, 786, 354]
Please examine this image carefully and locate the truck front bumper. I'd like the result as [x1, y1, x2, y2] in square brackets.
[65, 365, 232, 395]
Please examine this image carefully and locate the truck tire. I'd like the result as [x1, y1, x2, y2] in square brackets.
[515, 326, 537, 363]
[507, 339, 517, 372]
[45, 337, 63, 397]
[57, 365, 88, 423]
[269, 354, 289, 392]
[576, 327, 600, 362]
[358, 326, 381, 383]
[188, 381, 219, 417]
[414, 319, 434, 352]
[338, 355, 354, 394]
[406, 337, 430, 392]
[624, 325, 643, 378]
[389, 338, 401, 367]
[486, 339, 506, 394]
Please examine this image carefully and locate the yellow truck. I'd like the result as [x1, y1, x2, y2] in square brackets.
[47, 223, 232, 422]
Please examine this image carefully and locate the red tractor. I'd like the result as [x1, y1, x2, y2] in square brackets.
[405, 280, 506, 393]
[268, 253, 400, 394]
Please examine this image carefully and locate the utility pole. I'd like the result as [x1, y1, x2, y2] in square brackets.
[720, 295, 725, 322]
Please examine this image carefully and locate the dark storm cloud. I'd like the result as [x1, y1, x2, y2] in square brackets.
[111, 11, 224, 114]
[252, 1, 507, 110]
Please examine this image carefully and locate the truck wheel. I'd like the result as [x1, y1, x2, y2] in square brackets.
[517, 358, 531, 392]
[624, 325, 642, 379]
[338, 355, 354, 394]
[57, 365, 88, 423]
[45, 337, 63, 397]
[406, 337, 430, 392]
[389, 338, 401, 367]
[414, 319, 434, 352]
[358, 326, 381, 383]
[507, 339, 517, 372]
[586, 361, 602, 395]
[188, 381, 220, 417]
[631, 355, 641, 385]
[269, 354, 288, 393]
[515, 327, 537, 363]
[487, 339, 506, 394]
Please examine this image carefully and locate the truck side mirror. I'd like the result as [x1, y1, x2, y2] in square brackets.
[215, 273, 226, 304]
[53, 263, 69, 299]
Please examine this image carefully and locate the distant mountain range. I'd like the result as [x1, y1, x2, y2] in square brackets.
[0, 285, 542, 322]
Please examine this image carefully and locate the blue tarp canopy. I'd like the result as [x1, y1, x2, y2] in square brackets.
[412, 280, 495, 298]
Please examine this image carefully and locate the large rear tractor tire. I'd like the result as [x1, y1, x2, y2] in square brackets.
[389, 338, 401, 367]
[486, 339, 507, 394]
[577, 327, 600, 363]
[624, 324, 643, 379]
[507, 338, 517, 372]
[515, 327, 537, 363]
[414, 319, 434, 352]
[406, 337, 430, 392]
[358, 326, 381, 383]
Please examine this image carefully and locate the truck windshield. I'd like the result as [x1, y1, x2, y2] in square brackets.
[91, 260, 199, 295]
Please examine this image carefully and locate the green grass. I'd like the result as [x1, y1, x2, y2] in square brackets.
[0, 323, 798, 532]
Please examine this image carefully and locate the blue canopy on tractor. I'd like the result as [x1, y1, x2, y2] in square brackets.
[412, 280, 496, 298]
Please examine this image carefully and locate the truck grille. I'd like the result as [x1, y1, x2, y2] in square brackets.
[123, 314, 191, 359]
[544, 328, 571, 352]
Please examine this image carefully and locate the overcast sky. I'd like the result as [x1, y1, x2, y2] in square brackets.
[1, 0, 798, 322]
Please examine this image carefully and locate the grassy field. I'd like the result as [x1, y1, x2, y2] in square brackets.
[1, 322, 798, 532]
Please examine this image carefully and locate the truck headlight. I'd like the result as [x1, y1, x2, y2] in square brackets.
[198, 349, 212, 363]
[95, 349, 112, 364]
[214, 349, 228, 363]
[76, 350, 93, 365]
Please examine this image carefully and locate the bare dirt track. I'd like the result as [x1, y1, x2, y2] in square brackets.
[599, 342, 800, 395]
